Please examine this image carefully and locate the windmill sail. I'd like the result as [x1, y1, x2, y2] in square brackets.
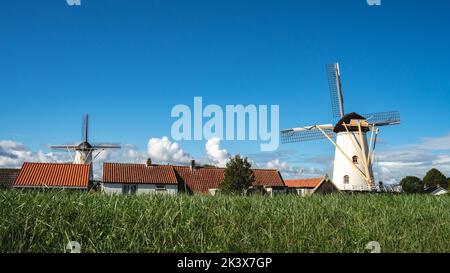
[82, 114, 89, 143]
[49, 145, 79, 149]
[91, 143, 121, 149]
[280, 124, 336, 144]
[362, 111, 400, 126]
[50, 114, 120, 157]
[327, 63, 345, 119]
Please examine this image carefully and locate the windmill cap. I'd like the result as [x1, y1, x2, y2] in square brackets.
[77, 141, 92, 151]
[333, 112, 369, 133]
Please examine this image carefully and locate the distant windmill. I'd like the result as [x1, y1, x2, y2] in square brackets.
[280, 63, 400, 191]
[50, 114, 121, 179]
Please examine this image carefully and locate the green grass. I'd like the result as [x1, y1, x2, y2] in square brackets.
[0, 190, 449, 253]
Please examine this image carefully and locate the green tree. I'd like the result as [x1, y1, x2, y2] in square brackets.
[400, 176, 424, 193]
[219, 155, 255, 194]
[423, 168, 448, 189]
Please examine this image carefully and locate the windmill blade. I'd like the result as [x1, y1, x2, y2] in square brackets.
[82, 114, 89, 143]
[281, 124, 336, 143]
[362, 111, 400, 126]
[49, 145, 79, 150]
[327, 63, 345, 119]
[91, 143, 121, 149]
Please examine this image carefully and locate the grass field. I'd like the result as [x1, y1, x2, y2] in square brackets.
[0, 190, 449, 253]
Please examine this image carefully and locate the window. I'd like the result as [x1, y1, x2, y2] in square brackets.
[123, 184, 138, 195]
[343, 175, 350, 184]
[352, 156, 359, 164]
[155, 185, 167, 192]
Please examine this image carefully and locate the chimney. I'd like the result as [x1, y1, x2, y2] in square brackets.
[190, 159, 195, 171]
[146, 158, 152, 167]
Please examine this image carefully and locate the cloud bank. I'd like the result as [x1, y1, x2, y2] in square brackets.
[266, 158, 325, 178]
[0, 140, 69, 168]
[373, 133, 450, 183]
[147, 137, 192, 164]
[1, 133, 449, 184]
[205, 137, 230, 167]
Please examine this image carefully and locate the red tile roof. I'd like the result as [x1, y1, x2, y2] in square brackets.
[252, 169, 285, 187]
[14, 163, 91, 189]
[173, 166, 285, 194]
[284, 177, 324, 188]
[101, 162, 285, 193]
[103, 163, 178, 185]
[174, 166, 225, 193]
[0, 168, 20, 189]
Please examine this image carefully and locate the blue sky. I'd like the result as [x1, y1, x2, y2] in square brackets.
[1, 0, 450, 182]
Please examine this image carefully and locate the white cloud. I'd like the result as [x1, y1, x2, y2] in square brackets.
[147, 137, 191, 164]
[266, 158, 291, 171]
[205, 137, 230, 167]
[373, 133, 450, 184]
[418, 134, 450, 151]
[266, 158, 324, 178]
[374, 152, 450, 184]
[0, 140, 70, 168]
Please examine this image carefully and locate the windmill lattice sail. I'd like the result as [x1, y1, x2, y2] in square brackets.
[281, 127, 336, 143]
[82, 114, 89, 143]
[327, 63, 345, 119]
[362, 111, 401, 126]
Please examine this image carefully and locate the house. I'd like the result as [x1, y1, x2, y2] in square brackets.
[13, 162, 91, 190]
[173, 160, 286, 196]
[102, 159, 286, 196]
[251, 168, 287, 195]
[424, 185, 449, 196]
[284, 175, 339, 196]
[102, 162, 179, 195]
[0, 168, 21, 189]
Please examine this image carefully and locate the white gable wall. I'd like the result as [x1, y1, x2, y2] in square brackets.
[102, 183, 178, 195]
[431, 188, 449, 196]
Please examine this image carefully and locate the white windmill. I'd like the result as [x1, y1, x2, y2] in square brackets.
[50, 114, 121, 179]
[281, 63, 400, 191]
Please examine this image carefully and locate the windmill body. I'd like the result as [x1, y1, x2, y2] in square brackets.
[50, 115, 120, 179]
[281, 64, 400, 192]
[332, 114, 374, 190]
[333, 132, 371, 190]
[74, 142, 94, 165]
